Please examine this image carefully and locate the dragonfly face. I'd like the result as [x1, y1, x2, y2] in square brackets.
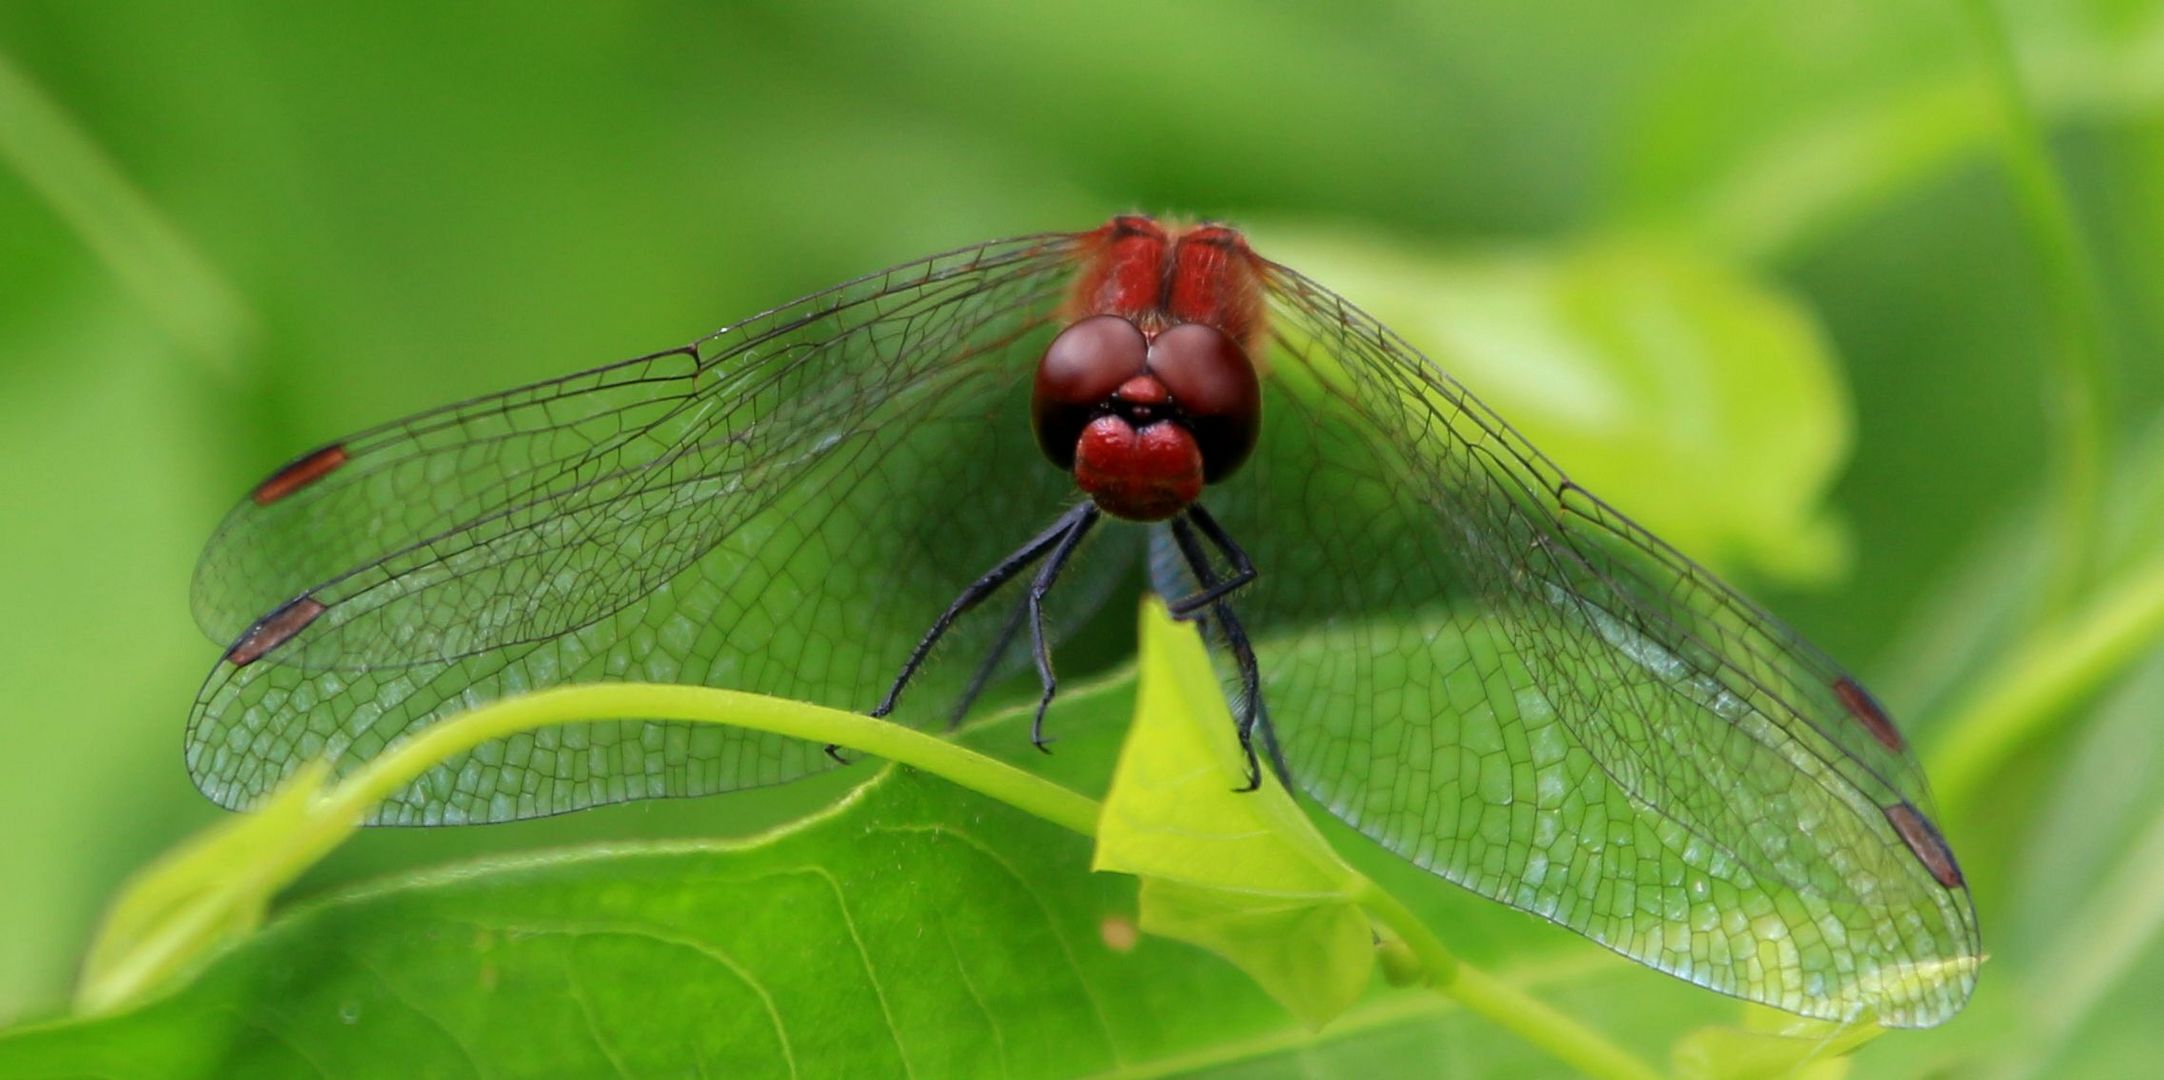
[189, 214, 1980, 1026]
[1032, 314, 1262, 521]
[1032, 218, 1265, 522]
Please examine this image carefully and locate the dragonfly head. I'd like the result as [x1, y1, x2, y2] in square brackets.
[1032, 313, 1260, 521]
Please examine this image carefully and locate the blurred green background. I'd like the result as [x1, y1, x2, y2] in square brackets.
[3, 1, 2163, 1075]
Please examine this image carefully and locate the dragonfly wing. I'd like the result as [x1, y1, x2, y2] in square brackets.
[188, 233, 1135, 824]
[1159, 263, 1978, 1025]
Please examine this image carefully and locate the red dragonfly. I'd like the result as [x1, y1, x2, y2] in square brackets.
[189, 215, 1979, 1025]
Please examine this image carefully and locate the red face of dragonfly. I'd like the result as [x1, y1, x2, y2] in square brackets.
[1030, 218, 1264, 521]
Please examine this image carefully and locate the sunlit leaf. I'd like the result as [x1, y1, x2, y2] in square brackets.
[4, 761, 1689, 1079]
[1096, 600, 1376, 1028]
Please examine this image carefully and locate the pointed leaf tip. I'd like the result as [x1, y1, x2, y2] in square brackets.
[1094, 598, 1375, 1026]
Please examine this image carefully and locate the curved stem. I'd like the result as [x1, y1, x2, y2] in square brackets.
[79, 686, 1096, 1012]
[331, 683, 1101, 836]
[96, 679, 1664, 1080]
[1357, 882, 1664, 1080]
[359, 687, 1666, 1080]
[1930, 549, 2164, 811]
[1962, 0, 2115, 619]
[0, 46, 251, 368]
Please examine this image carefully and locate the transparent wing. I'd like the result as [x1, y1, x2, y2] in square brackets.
[188, 232, 1138, 824]
[1157, 261, 1979, 1025]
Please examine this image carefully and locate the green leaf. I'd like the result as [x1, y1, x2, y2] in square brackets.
[43, 651, 1675, 1078]
[1092, 606, 1670, 1080]
[1095, 599, 1376, 1028]
[1253, 225, 1852, 586]
[5, 771, 1223, 1077]
[5, 760, 1672, 1080]
[74, 682, 1101, 1018]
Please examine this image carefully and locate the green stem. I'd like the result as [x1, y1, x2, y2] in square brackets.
[0, 47, 252, 368]
[78, 687, 1094, 1012]
[1930, 548, 2164, 811]
[328, 684, 1101, 837]
[369, 690, 1667, 1079]
[1962, 0, 2115, 619]
[74, 779, 309, 1013]
[1357, 882, 1664, 1080]
[91, 677, 1665, 1080]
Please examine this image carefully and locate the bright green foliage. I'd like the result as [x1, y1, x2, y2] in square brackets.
[3, 774, 1158, 1078]
[1097, 601, 1377, 1029]
[1, 755, 1686, 1079]
[76, 761, 343, 1014]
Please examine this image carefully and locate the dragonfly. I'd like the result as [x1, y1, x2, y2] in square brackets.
[189, 214, 1979, 1026]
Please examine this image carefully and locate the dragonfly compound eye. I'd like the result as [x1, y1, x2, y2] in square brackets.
[1147, 321, 1260, 482]
[1032, 314, 1150, 470]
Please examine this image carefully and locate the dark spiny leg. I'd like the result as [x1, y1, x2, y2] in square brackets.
[1254, 697, 1293, 789]
[1027, 505, 1101, 752]
[947, 590, 1031, 731]
[1166, 502, 1257, 617]
[871, 501, 1090, 719]
[826, 502, 1088, 763]
[1212, 605, 1269, 791]
[1169, 513, 1269, 791]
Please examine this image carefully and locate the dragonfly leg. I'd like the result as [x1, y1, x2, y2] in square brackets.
[830, 501, 1091, 763]
[947, 590, 1031, 731]
[1027, 505, 1101, 752]
[1169, 512, 1274, 792]
[1165, 502, 1257, 617]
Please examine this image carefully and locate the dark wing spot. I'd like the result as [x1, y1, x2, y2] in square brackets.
[1885, 802, 1965, 889]
[225, 595, 327, 666]
[1833, 675, 1905, 752]
[252, 444, 350, 505]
